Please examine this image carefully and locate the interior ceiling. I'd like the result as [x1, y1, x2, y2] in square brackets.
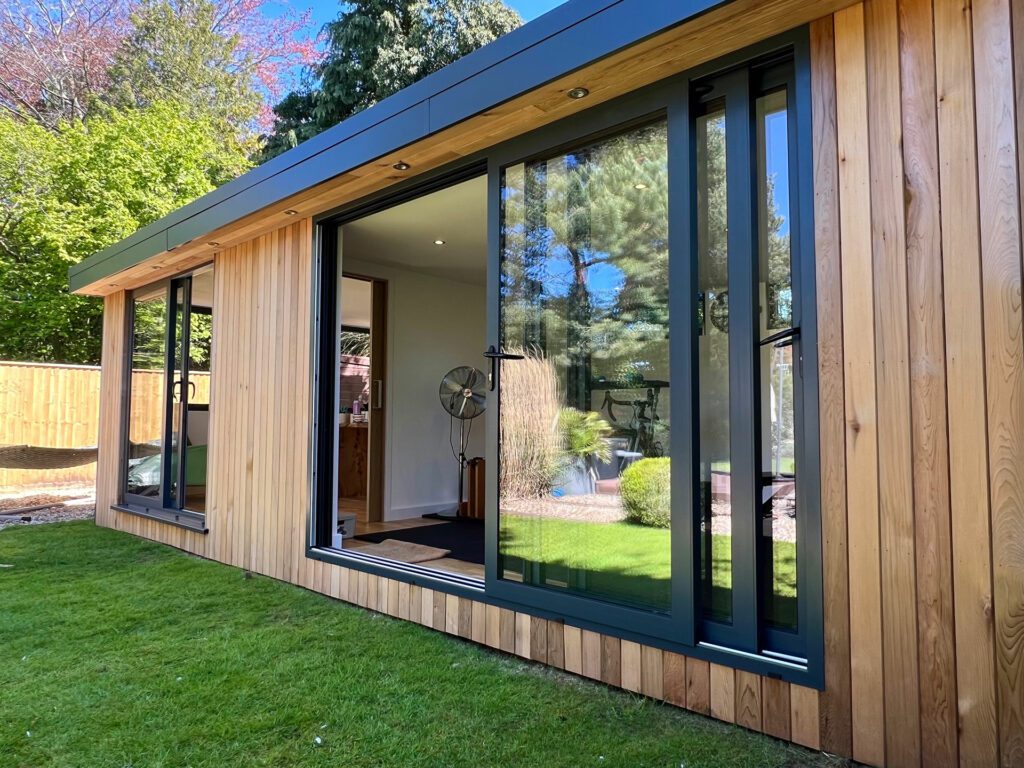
[342, 175, 487, 285]
[340, 276, 372, 328]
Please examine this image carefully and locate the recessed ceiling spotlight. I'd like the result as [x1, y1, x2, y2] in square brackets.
[283, 209, 298, 215]
[433, 239, 446, 246]
[207, 241, 220, 247]
[393, 161, 411, 171]
[567, 87, 590, 100]
[633, 182, 648, 190]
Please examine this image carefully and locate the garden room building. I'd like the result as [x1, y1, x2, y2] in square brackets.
[70, 0, 1024, 765]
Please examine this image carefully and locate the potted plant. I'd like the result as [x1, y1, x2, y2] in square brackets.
[554, 408, 613, 496]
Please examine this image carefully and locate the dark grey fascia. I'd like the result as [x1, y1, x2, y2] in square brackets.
[69, 0, 730, 292]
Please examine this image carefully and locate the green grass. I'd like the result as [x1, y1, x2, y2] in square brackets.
[501, 516, 797, 623]
[0, 522, 836, 768]
[501, 516, 674, 609]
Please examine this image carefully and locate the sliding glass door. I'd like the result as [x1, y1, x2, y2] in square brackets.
[486, 44, 818, 665]
[495, 120, 673, 614]
[123, 265, 214, 523]
[485, 87, 689, 642]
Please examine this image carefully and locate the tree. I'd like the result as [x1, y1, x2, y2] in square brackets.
[261, 0, 520, 160]
[107, 0, 261, 147]
[0, 0, 315, 133]
[0, 0, 132, 128]
[108, 0, 316, 138]
[0, 101, 249, 364]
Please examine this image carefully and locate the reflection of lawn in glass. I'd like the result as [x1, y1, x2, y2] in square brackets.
[500, 515, 796, 622]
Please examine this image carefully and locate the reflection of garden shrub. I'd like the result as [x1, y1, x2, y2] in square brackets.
[621, 458, 671, 527]
[558, 408, 612, 463]
[500, 353, 563, 498]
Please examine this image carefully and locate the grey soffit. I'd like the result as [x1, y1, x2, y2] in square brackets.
[69, 0, 728, 292]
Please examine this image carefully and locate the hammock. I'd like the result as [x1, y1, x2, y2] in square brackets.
[0, 441, 159, 470]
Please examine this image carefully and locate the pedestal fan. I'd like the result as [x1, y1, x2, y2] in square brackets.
[433, 366, 486, 519]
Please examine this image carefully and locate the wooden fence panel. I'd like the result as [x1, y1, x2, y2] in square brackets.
[0, 361, 210, 492]
[0, 362, 100, 490]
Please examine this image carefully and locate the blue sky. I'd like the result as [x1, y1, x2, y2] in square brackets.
[302, 0, 566, 32]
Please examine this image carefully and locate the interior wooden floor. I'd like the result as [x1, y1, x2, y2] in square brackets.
[337, 498, 484, 580]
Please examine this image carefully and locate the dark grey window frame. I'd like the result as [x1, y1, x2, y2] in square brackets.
[688, 53, 817, 663]
[117, 266, 213, 534]
[306, 28, 822, 687]
[483, 90, 690, 646]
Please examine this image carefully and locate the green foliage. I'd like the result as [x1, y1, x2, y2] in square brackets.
[558, 407, 612, 463]
[107, 0, 261, 151]
[258, 88, 320, 158]
[339, 328, 371, 357]
[501, 122, 671, 397]
[0, 102, 249, 364]
[620, 457, 672, 528]
[261, 0, 521, 161]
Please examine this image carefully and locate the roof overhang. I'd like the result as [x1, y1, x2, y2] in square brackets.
[70, 0, 849, 296]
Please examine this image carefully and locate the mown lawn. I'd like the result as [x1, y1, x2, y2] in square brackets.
[0, 522, 832, 768]
[501, 516, 797, 621]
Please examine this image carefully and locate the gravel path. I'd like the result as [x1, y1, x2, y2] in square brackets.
[502, 493, 626, 523]
[0, 488, 95, 529]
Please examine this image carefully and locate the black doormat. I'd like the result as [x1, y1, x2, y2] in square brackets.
[356, 517, 484, 565]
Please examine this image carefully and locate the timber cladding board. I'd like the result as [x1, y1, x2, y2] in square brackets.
[89, 2, 1024, 766]
[73, 0, 859, 297]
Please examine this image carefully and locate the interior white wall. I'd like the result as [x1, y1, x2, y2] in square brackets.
[341, 256, 487, 520]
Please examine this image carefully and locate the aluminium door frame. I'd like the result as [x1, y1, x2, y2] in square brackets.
[308, 161, 489, 551]
[482, 74, 693, 647]
[119, 264, 212, 529]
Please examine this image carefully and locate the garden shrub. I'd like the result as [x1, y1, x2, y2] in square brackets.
[620, 457, 671, 527]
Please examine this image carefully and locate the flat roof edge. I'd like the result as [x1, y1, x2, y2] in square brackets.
[70, 0, 726, 293]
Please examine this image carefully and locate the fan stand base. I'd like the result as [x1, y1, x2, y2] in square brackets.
[428, 416, 471, 521]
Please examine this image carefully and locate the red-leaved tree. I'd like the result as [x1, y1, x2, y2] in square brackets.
[0, 0, 132, 128]
[0, 0, 317, 131]
[212, 0, 318, 105]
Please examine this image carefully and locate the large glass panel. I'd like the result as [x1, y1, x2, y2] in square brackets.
[757, 89, 797, 631]
[184, 266, 214, 512]
[126, 286, 168, 498]
[497, 120, 671, 612]
[696, 104, 732, 623]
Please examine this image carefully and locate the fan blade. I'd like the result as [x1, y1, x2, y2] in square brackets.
[439, 367, 487, 417]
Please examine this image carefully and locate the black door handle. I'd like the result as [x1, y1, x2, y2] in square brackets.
[483, 345, 524, 391]
[759, 326, 800, 348]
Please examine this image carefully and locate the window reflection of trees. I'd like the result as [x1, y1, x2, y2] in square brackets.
[500, 121, 670, 427]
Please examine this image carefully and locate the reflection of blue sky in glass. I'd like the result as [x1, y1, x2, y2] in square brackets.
[531, 245, 624, 308]
[765, 106, 790, 237]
